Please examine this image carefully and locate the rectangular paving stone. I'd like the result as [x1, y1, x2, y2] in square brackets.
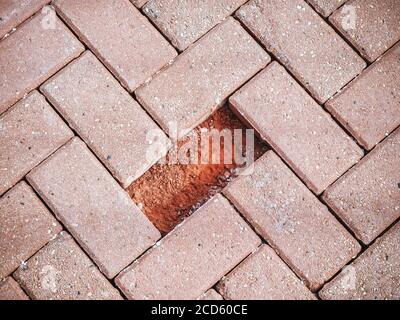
[308, 0, 346, 17]
[236, 0, 366, 103]
[0, 0, 51, 38]
[230, 62, 363, 195]
[27, 137, 161, 279]
[41, 51, 170, 188]
[320, 222, 400, 300]
[0, 6, 84, 114]
[53, 0, 177, 92]
[143, 0, 247, 51]
[116, 194, 261, 300]
[0, 91, 73, 196]
[136, 17, 270, 139]
[217, 245, 315, 300]
[330, 0, 400, 62]
[0, 277, 29, 300]
[323, 128, 400, 245]
[223, 151, 361, 291]
[13, 232, 122, 300]
[326, 43, 400, 150]
[198, 289, 223, 301]
[0, 181, 62, 279]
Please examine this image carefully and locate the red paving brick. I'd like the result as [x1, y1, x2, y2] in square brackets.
[0, 6, 84, 115]
[323, 128, 400, 245]
[0, 181, 62, 279]
[223, 151, 361, 291]
[230, 62, 363, 195]
[0, 277, 29, 300]
[0, 0, 50, 38]
[143, 0, 247, 51]
[330, 0, 400, 62]
[198, 289, 223, 301]
[27, 138, 161, 279]
[236, 0, 366, 104]
[0, 91, 73, 196]
[116, 194, 261, 300]
[53, 0, 177, 92]
[326, 43, 400, 150]
[136, 17, 270, 139]
[13, 232, 122, 300]
[217, 245, 315, 300]
[320, 222, 400, 300]
[307, 0, 347, 17]
[41, 51, 170, 188]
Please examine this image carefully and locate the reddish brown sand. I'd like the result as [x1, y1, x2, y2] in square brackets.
[127, 105, 268, 234]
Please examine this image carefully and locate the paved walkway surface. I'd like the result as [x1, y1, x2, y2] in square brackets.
[1, 0, 399, 300]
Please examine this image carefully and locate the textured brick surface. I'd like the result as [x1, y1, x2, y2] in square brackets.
[320, 222, 400, 300]
[326, 43, 400, 150]
[0, 6, 84, 115]
[131, 0, 148, 8]
[41, 51, 170, 188]
[0, 277, 29, 300]
[0, 91, 73, 196]
[53, 0, 177, 92]
[230, 62, 363, 195]
[323, 128, 400, 245]
[330, 0, 400, 62]
[198, 289, 223, 301]
[217, 245, 315, 300]
[27, 138, 161, 278]
[0, 0, 50, 38]
[236, 0, 366, 103]
[307, 0, 346, 17]
[143, 0, 246, 51]
[13, 232, 122, 300]
[116, 194, 261, 300]
[224, 151, 361, 290]
[136, 17, 270, 139]
[0, 181, 62, 279]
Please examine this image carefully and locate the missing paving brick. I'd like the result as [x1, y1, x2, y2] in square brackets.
[127, 105, 268, 234]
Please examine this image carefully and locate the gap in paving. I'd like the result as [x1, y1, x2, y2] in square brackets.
[126, 105, 268, 235]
